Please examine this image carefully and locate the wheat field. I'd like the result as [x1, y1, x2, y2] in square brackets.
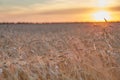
[0, 22, 120, 80]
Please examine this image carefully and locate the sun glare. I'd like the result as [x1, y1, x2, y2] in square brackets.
[98, 0, 108, 7]
[92, 10, 111, 22]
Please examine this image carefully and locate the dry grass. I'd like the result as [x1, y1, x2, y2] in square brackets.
[0, 23, 120, 80]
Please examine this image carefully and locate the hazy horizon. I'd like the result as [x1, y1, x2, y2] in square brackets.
[0, 0, 120, 22]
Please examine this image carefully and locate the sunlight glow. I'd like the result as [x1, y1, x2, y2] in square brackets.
[97, 0, 108, 7]
[92, 10, 111, 22]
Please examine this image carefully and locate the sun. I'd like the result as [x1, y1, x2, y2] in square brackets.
[92, 10, 111, 22]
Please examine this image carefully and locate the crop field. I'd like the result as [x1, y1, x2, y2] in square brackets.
[0, 22, 120, 80]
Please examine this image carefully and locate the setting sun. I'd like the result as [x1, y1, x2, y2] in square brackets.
[92, 10, 111, 22]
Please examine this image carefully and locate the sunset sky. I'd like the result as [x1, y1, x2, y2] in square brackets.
[0, 0, 120, 22]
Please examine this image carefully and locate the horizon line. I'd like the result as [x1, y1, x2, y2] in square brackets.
[0, 21, 120, 24]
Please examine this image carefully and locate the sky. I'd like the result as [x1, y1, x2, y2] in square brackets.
[0, 0, 120, 22]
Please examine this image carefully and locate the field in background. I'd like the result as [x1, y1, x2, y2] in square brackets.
[0, 22, 120, 80]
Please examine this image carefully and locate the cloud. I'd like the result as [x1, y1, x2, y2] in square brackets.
[39, 8, 94, 15]
[0, 0, 73, 7]
[108, 6, 120, 12]
[0, 0, 48, 6]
